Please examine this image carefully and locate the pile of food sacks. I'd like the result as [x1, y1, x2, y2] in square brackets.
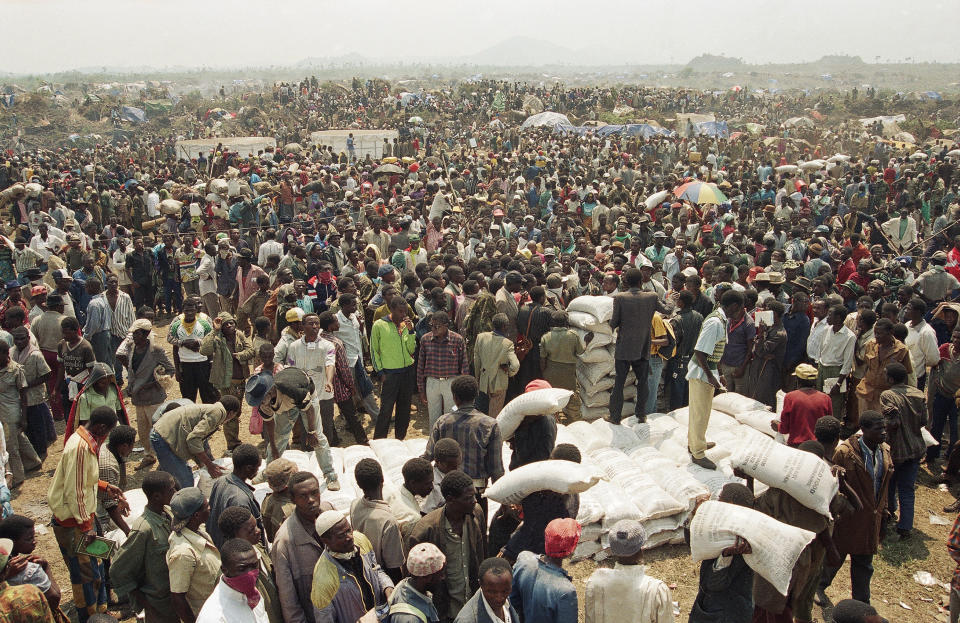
[565, 296, 637, 421]
[117, 389, 839, 591]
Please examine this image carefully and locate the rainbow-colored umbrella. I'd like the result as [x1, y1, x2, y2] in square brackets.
[673, 181, 728, 205]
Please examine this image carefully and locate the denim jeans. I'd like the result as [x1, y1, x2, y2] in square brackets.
[645, 356, 666, 415]
[265, 405, 337, 481]
[90, 331, 113, 370]
[667, 357, 690, 410]
[820, 553, 874, 603]
[929, 392, 959, 463]
[888, 458, 920, 532]
[163, 277, 183, 314]
[150, 430, 194, 489]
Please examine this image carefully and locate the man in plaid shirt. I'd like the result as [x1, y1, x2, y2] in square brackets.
[416, 311, 470, 429]
[422, 375, 504, 528]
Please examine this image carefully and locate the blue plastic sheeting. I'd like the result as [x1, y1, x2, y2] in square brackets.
[924, 91, 943, 101]
[555, 123, 674, 138]
[693, 121, 729, 138]
[120, 105, 146, 124]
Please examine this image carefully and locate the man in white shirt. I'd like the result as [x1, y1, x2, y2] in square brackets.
[816, 305, 857, 420]
[662, 244, 692, 284]
[197, 242, 219, 317]
[257, 229, 284, 267]
[145, 188, 161, 219]
[806, 300, 830, 365]
[196, 538, 268, 623]
[687, 290, 745, 470]
[584, 520, 674, 623]
[285, 312, 335, 418]
[881, 208, 918, 253]
[29, 223, 63, 262]
[904, 297, 939, 389]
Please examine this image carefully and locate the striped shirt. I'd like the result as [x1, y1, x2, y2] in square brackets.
[107, 291, 135, 339]
[13, 246, 43, 274]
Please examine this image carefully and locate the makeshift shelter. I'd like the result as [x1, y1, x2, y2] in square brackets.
[521, 111, 572, 129]
[522, 95, 544, 115]
[120, 106, 146, 124]
[592, 124, 674, 139]
[144, 100, 173, 118]
[858, 114, 907, 137]
[784, 117, 814, 129]
[693, 121, 729, 139]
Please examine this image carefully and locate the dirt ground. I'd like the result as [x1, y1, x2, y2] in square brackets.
[15, 318, 959, 623]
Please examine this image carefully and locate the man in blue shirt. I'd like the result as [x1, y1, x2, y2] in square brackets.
[783, 292, 812, 387]
[509, 518, 579, 623]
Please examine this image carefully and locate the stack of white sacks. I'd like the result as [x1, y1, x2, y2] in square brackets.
[118, 388, 836, 587]
[556, 391, 843, 564]
[565, 296, 636, 420]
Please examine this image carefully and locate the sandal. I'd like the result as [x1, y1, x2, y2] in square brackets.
[135, 456, 158, 471]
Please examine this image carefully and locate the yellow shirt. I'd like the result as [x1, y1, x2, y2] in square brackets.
[166, 527, 221, 615]
[650, 312, 676, 360]
[48, 427, 104, 529]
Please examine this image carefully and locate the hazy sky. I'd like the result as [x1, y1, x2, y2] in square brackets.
[5, 0, 958, 74]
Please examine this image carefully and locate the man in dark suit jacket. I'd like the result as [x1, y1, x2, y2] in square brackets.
[609, 267, 665, 423]
[454, 558, 520, 623]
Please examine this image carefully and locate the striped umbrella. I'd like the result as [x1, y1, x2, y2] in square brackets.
[673, 181, 728, 205]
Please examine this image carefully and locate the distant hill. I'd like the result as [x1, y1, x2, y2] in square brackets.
[816, 55, 866, 66]
[686, 54, 744, 71]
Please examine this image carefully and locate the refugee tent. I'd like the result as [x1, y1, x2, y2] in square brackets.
[120, 105, 146, 124]
[784, 116, 814, 129]
[144, 100, 173, 118]
[521, 111, 572, 129]
[522, 94, 544, 114]
[693, 121, 729, 138]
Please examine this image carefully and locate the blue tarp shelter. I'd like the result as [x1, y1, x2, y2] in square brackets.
[693, 121, 729, 138]
[120, 106, 146, 124]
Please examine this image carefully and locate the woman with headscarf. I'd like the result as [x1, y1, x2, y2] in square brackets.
[65, 362, 129, 439]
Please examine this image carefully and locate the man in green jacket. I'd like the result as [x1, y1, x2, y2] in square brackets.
[200, 312, 254, 453]
[370, 297, 417, 440]
[109, 471, 178, 623]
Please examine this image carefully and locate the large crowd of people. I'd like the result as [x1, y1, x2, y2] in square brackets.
[0, 78, 956, 623]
